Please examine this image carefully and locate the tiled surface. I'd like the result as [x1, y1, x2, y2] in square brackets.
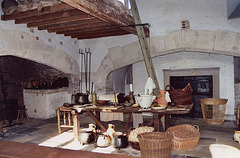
[0, 115, 240, 157]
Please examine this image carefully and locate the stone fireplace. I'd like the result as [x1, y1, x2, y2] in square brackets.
[0, 56, 75, 123]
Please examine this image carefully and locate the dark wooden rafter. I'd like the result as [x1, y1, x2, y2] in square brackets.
[53, 21, 108, 34]
[38, 17, 97, 30]
[1, 0, 149, 39]
[60, 0, 149, 37]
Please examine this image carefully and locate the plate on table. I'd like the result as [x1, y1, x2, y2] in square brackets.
[152, 105, 167, 110]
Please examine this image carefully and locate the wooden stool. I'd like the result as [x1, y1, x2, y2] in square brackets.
[16, 108, 29, 123]
[57, 107, 74, 134]
[237, 105, 240, 130]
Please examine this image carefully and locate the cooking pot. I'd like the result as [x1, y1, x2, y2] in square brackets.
[112, 132, 129, 149]
[75, 93, 89, 105]
[79, 128, 95, 144]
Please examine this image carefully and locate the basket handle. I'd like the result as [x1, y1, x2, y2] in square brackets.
[182, 83, 193, 92]
[193, 125, 199, 131]
[128, 127, 135, 134]
[165, 85, 174, 91]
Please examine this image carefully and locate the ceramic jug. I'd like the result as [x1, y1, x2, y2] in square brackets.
[88, 124, 96, 133]
[106, 124, 115, 141]
[157, 90, 168, 106]
[135, 95, 156, 109]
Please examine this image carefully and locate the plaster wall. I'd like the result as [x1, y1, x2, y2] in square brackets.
[133, 52, 235, 119]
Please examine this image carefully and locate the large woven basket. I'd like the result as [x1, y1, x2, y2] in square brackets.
[200, 98, 228, 125]
[165, 83, 193, 106]
[138, 132, 172, 158]
[166, 124, 200, 151]
[128, 126, 154, 150]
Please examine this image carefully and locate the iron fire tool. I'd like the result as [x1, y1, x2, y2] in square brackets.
[88, 48, 91, 92]
[85, 48, 88, 91]
[79, 49, 85, 93]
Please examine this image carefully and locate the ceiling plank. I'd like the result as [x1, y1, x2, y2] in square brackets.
[49, 21, 106, 33]
[60, 0, 142, 36]
[38, 17, 97, 30]
[70, 28, 128, 38]
[58, 24, 114, 34]
[1, 3, 74, 21]
[77, 31, 130, 40]
[27, 13, 91, 28]
[15, 9, 83, 24]
[64, 25, 117, 36]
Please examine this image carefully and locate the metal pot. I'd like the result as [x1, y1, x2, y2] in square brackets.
[75, 93, 89, 105]
[112, 132, 129, 149]
[79, 128, 95, 144]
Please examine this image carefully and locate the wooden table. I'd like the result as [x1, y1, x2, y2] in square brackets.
[67, 105, 191, 141]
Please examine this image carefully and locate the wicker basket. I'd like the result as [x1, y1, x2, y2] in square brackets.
[128, 126, 154, 150]
[200, 98, 228, 125]
[166, 124, 200, 151]
[138, 132, 172, 158]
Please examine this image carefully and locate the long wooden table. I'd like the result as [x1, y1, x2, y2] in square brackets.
[65, 105, 191, 141]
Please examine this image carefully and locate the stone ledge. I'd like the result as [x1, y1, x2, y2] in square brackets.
[24, 88, 69, 94]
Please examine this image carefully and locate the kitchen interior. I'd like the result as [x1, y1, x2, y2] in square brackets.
[0, 0, 240, 157]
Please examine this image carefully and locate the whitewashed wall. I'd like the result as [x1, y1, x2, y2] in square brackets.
[133, 52, 235, 119]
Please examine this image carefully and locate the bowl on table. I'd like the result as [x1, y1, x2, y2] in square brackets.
[97, 100, 111, 105]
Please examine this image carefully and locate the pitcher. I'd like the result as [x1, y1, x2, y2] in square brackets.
[157, 90, 168, 106]
[106, 124, 115, 141]
[88, 123, 96, 133]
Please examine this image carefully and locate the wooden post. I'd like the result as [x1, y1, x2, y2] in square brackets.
[130, 0, 160, 96]
[72, 110, 80, 142]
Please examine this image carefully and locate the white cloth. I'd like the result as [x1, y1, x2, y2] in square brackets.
[144, 77, 156, 95]
[133, 113, 143, 128]
[165, 92, 171, 102]
[98, 94, 123, 122]
[100, 112, 123, 121]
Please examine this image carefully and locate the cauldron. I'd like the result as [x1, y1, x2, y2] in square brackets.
[75, 93, 89, 105]
[112, 132, 129, 149]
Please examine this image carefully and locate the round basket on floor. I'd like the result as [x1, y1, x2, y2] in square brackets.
[138, 132, 172, 158]
[166, 124, 200, 151]
[200, 98, 228, 125]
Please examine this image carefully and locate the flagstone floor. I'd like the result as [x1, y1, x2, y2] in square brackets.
[0, 113, 240, 158]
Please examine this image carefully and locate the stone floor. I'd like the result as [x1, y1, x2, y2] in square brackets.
[0, 114, 240, 158]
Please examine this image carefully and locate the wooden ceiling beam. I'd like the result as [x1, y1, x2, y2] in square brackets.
[1, 3, 74, 21]
[47, 19, 104, 33]
[15, 9, 83, 24]
[70, 28, 128, 38]
[27, 13, 91, 28]
[39, 17, 96, 30]
[64, 25, 117, 36]
[60, 0, 142, 36]
[77, 31, 130, 40]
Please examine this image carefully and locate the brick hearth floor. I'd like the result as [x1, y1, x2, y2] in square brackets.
[0, 113, 240, 158]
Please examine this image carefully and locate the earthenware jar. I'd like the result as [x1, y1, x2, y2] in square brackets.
[157, 90, 168, 106]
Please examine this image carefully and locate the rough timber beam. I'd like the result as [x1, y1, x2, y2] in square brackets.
[60, 0, 149, 37]
[130, 0, 159, 96]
